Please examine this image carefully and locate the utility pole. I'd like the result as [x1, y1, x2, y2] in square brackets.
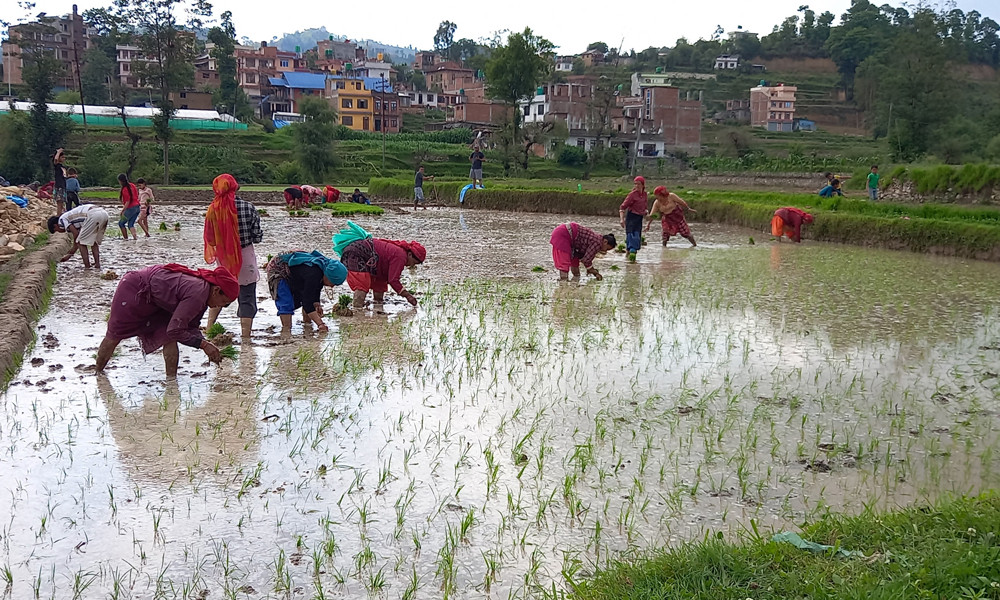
[72, 38, 88, 137]
[631, 88, 642, 177]
[380, 72, 386, 169]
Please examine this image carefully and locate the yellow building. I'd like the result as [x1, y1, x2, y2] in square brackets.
[326, 76, 374, 131]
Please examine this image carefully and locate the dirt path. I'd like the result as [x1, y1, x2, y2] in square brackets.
[0, 234, 71, 384]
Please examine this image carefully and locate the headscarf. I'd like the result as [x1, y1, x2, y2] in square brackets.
[653, 185, 668, 197]
[284, 250, 348, 285]
[634, 176, 645, 185]
[162, 263, 239, 300]
[384, 240, 427, 263]
[803, 213, 815, 224]
[332, 220, 372, 257]
[203, 174, 242, 275]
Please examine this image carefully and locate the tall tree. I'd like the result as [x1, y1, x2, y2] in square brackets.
[433, 21, 457, 57]
[856, 9, 953, 161]
[825, 0, 893, 94]
[586, 41, 609, 54]
[207, 11, 239, 118]
[485, 28, 553, 175]
[293, 97, 337, 179]
[112, 0, 209, 184]
[81, 47, 115, 104]
[12, 15, 74, 179]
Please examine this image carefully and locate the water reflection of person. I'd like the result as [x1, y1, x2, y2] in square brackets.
[96, 264, 239, 376]
[96, 364, 260, 485]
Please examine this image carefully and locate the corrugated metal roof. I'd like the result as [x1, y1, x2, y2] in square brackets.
[280, 72, 328, 89]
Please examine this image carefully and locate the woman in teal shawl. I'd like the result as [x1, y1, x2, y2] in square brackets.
[265, 250, 347, 333]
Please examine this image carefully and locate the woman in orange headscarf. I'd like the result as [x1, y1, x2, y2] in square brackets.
[771, 207, 814, 243]
[203, 174, 243, 275]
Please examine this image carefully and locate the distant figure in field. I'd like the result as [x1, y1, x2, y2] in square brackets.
[324, 185, 341, 203]
[646, 186, 696, 247]
[350, 188, 370, 205]
[117, 173, 140, 240]
[549, 222, 616, 281]
[52, 148, 67, 214]
[47, 204, 110, 269]
[64, 167, 81, 210]
[414, 165, 434, 210]
[469, 146, 485, 188]
[96, 264, 239, 376]
[818, 172, 843, 197]
[619, 176, 648, 262]
[283, 185, 305, 209]
[772, 207, 814, 243]
[867, 165, 880, 201]
[136, 178, 154, 237]
[301, 185, 322, 204]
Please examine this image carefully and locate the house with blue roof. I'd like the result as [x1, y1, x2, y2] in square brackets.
[267, 71, 329, 114]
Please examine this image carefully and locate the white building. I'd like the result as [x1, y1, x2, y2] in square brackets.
[714, 54, 740, 70]
[555, 56, 574, 72]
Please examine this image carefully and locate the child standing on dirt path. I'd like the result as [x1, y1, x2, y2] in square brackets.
[117, 173, 140, 240]
[867, 165, 880, 201]
[65, 168, 81, 210]
[136, 178, 154, 237]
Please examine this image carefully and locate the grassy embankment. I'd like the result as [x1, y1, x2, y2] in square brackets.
[372, 177, 1000, 259]
[571, 493, 1000, 600]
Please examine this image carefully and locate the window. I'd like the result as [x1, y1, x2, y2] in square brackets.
[246, 73, 256, 83]
[577, 138, 586, 148]
[122, 63, 130, 72]
[181, 104, 188, 109]
[362, 117, 370, 130]
[375, 100, 381, 110]
[523, 106, 530, 116]
[336, 81, 346, 89]
[180, 92, 187, 98]
[342, 98, 353, 108]
[358, 99, 368, 109]
[427, 94, 435, 102]
[280, 60, 289, 67]
[62, 50, 68, 59]
[390, 102, 397, 110]
[202, 72, 209, 79]
[391, 119, 398, 128]
[246, 58, 256, 68]
[354, 82, 361, 90]
[343, 116, 354, 126]
[536, 105, 544, 115]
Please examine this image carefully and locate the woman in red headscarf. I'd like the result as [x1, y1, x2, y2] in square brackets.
[771, 207, 814, 243]
[204, 174, 243, 276]
[340, 238, 426, 307]
[646, 186, 697, 247]
[96, 264, 239, 376]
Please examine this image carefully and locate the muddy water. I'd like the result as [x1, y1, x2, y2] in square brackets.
[3, 204, 1000, 599]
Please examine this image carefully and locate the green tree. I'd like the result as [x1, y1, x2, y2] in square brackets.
[485, 27, 554, 175]
[434, 21, 457, 56]
[448, 38, 479, 65]
[81, 47, 115, 105]
[293, 97, 338, 179]
[207, 11, 241, 119]
[857, 9, 953, 161]
[825, 0, 893, 94]
[112, 0, 209, 184]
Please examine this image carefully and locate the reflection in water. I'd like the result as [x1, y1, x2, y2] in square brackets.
[2, 207, 1000, 599]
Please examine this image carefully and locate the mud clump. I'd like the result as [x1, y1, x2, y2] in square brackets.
[101, 270, 120, 280]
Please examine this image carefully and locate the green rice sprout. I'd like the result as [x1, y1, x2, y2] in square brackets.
[219, 345, 238, 360]
[206, 323, 226, 338]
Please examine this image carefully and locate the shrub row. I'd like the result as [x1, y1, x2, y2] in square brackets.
[884, 163, 1000, 194]
[455, 187, 1000, 261]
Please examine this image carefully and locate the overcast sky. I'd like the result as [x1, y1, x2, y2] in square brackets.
[13, 0, 1000, 53]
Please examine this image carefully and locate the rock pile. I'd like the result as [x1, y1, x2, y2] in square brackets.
[0, 186, 51, 258]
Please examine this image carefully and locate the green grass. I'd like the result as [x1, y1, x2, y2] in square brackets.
[325, 203, 384, 216]
[571, 494, 1000, 600]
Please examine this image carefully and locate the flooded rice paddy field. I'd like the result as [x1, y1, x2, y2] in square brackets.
[3, 205, 1000, 599]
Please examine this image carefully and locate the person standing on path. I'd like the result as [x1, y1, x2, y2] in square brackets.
[117, 173, 140, 240]
[52, 148, 67, 214]
[549, 222, 616, 281]
[771, 207, 814, 243]
[205, 175, 263, 341]
[414, 165, 434, 210]
[469, 147, 485, 188]
[646, 186, 697, 247]
[619, 176, 648, 262]
[867, 165, 880, 201]
[47, 204, 110, 269]
[96, 264, 238, 376]
[136, 178, 155, 237]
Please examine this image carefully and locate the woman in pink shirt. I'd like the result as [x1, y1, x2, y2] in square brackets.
[117, 173, 141, 240]
[619, 176, 648, 262]
[341, 238, 426, 307]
